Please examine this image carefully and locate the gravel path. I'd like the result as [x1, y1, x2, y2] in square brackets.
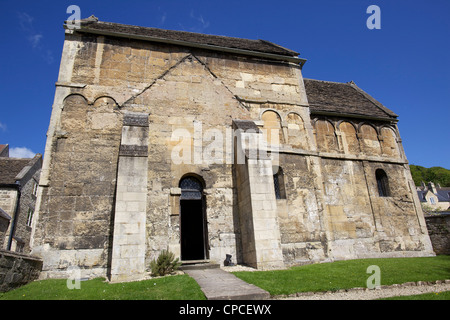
[221, 265, 450, 300]
[276, 282, 450, 300]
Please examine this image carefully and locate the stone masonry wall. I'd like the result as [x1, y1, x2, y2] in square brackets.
[14, 169, 41, 253]
[425, 214, 450, 255]
[32, 93, 122, 279]
[0, 188, 17, 250]
[33, 31, 307, 277]
[32, 28, 434, 279]
[0, 249, 42, 292]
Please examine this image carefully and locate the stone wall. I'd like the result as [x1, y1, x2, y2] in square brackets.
[33, 31, 305, 278]
[14, 168, 41, 253]
[0, 188, 17, 249]
[32, 26, 435, 280]
[0, 249, 42, 292]
[425, 214, 450, 255]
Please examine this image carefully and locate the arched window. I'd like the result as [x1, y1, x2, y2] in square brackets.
[273, 167, 286, 199]
[375, 169, 390, 197]
[179, 176, 203, 200]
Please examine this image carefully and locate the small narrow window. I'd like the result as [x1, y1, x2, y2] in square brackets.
[26, 208, 34, 227]
[376, 169, 390, 197]
[14, 239, 25, 253]
[430, 197, 436, 205]
[273, 167, 286, 199]
[32, 181, 38, 197]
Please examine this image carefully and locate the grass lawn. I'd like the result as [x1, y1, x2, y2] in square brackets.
[0, 274, 206, 300]
[232, 255, 450, 296]
[381, 291, 450, 300]
[1, 256, 449, 300]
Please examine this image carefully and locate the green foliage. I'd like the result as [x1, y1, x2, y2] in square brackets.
[150, 249, 182, 277]
[410, 165, 450, 187]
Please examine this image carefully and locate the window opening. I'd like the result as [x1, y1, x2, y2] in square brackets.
[376, 169, 390, 197]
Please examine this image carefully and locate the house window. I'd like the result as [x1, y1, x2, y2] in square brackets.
[430, 197, 436, 205]
[375, 169, 390, 197]
[273, 167, 286, 200]
[26, 208, 34, 227]
[14, 238, 25, 253]
[32, 181, 38, 197]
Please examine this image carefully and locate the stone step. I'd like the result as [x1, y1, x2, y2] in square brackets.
[180, 261, 220, 270]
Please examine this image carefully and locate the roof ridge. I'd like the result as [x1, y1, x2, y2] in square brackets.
[304, 78, 398, 120]
[72, 17, 301, 59]
[303, 78, 347, 85]
[0, 157, 31, 161]
[258, 39, 299, 56]
[96, 20, 260, 42]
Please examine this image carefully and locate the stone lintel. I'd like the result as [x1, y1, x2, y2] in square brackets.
[123, 112, 149, 127]
[119, 145, 148, 157]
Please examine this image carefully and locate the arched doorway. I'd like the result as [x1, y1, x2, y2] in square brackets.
[179, 176, 208, 261]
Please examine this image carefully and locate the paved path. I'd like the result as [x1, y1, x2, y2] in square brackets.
[182, 265, 270, 300]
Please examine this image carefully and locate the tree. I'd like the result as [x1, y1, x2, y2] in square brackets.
[410, 165, 450, 187]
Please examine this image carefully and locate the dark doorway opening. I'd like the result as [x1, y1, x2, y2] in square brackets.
[180, 199, 205, 260]
[179, 176, 208, 261]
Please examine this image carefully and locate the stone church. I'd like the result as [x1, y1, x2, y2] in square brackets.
[30, 16, 434, 282]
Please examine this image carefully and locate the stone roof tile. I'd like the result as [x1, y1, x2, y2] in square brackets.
[0, 158, 32, 184]
[74, 17, 300, 57]
[304, 78, 398, 120]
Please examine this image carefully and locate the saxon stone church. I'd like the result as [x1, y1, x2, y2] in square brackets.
[30, 16, 434, 282]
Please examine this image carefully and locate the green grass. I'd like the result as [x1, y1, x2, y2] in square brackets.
[0, 274, 206, 300]
[380, 291, 450, 300]
[232, 256, 450, 296]
[1, 256, 449, 300]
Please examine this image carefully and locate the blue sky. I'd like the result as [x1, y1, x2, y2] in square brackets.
[0, 0, 449, 168]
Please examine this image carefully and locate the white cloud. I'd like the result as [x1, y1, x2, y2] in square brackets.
[17, 12, 53, 64]
[160, 12, 167, 25]
[9, 147, 36, 158]
[189, 10, 210, 32]
[0, 122, 6, 131]
[18, 12, 34, 31]
[28, 34, 43, 48]
[43, 49, 54, 64]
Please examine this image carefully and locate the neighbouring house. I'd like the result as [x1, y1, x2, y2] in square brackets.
[417, 181, 450, 212]
[30, 16, 434, 282]
[0, 145, 42, 253]
[0, 145, 9, 157]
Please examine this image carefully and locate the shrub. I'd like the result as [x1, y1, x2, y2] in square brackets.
[150, 249, 182, 277]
